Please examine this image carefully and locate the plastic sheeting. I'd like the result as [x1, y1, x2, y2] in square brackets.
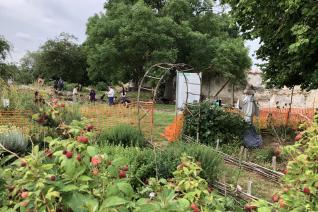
[243, 125, 263, 148]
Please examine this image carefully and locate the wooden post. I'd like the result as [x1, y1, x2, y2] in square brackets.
[247, 180, 253, 195]
[272, 156, 277, 171]
[232, 83, 235, 107]
[223, 174, 227, 196]
[239, 146, 244, 161]
[243, 148, 247, 161]
[216, 139, 220, 151]
[286, 86, 294, 126]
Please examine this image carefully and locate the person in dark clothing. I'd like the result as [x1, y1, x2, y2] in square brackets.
[57, 77, 64, 91]
[89, 89, 96, 104]
[53, 79, 58, 91]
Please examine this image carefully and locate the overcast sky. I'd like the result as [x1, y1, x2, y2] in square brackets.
[0, 0, 261, 66]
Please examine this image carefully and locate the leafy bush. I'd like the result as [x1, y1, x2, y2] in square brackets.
[0, 119, 235, 211]
[102, 142, 223, 187]
[183, 101, 248, 146]
[63, 82, 78, 91]
[98, 124, 146, 147]
[0, 126, 28, 152]
[95, 81, 107, 91]
[253, 115, 318, 211]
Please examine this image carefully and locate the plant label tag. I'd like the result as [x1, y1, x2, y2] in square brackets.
[2, 98, 10, 108]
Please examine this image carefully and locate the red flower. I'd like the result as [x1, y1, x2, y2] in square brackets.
[91, 156, 101, 166]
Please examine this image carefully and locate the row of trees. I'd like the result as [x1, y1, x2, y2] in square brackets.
[1, 0, 252, 87]
[2, 0, 317, 90]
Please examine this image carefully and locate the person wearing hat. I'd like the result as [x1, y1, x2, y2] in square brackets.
[242, 85, 259, 124]
[242, 84, 262, 148]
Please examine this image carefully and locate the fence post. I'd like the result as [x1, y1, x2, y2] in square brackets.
[216, 139, 220, 151]
[239, 146, 244, 161]
[243, 148, 248, 161]
[247, 180, 253, 195]
[272, 156, 277, 171]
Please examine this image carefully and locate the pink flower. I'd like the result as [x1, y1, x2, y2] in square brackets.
[91, 156, 101, 166]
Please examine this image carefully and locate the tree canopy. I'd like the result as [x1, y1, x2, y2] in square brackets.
[223, 0, 318, 90]
[0, 36, 11, 78]
[85, 0, 251, 84]
[31, 33, 88, 83]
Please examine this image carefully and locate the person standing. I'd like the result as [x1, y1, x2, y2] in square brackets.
[107, 86, 115, 106]
[72, 86, 78, 102]
[58, 77, 64, 91]
[241, 85, 262, 148]
[89, 89, 96, 104]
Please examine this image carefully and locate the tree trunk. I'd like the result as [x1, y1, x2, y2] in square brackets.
[163, 74, 175, 101]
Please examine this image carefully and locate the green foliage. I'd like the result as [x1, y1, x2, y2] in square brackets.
[0, 119, 234, 211]
[223, 0, 318, 90]
[102, 142, 223, 187]
[98, 124, 147, 147]
[29, 33, 88, 83]
[95, 82, 108, 91]
[85, 0, 251, 84]
[0, 126, 28, 153]
[183, 101, 248, 146]
[253, 115, 318, 210]
[63, 82, 78, 92]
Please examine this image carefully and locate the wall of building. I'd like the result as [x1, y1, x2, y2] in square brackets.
[201, 68, 318, 109]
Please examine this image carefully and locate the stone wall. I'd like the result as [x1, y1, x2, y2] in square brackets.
[202, 68, 318, 109]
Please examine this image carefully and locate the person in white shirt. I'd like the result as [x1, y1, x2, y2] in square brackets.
[72, 86, 78, 102]
[107, 86, 115, 106]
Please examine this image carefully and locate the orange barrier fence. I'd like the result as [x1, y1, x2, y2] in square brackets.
[80, 102, 154, 137]
[258, 108, 315, 129]
[161, 114, 184, 143]
[227, 107, 315, 129]
[0, 110, 34, 134]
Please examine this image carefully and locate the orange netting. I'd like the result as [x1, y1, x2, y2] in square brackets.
[161, 114, 184, 143]
[0, 110, 34, 134]
[227, 107, 314, 129]
[80, 102, 154, 137]
[258, 108, 315, 129]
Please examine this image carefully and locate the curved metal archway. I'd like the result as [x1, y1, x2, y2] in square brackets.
[137, 63, 202, 142]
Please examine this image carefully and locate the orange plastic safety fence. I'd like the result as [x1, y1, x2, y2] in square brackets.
[258, 108, 314, 129]
[161, 114, 184, 143]
[0, 110, 34, 134]
[80, 102, 154, 137]
[226, 108, 314, 129]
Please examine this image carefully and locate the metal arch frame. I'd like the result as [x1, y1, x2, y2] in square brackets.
[137, 63, 202, 142]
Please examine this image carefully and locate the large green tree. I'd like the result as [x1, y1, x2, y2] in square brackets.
[85, 0, 251, 84]
[0, 36, 11, 78]
[32, 33, 88, 83]
[223, 0, 318, 89]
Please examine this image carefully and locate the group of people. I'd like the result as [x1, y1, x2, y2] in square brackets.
[84, 86, 130, 106]
[53, 77, 64, 92]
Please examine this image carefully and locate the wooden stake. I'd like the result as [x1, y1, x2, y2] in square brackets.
[239, 146, 244, 161]
[216, 139, 220, 151]
[247, 180, 253, 195]
[243, 148, 247, 161]
[272, 156, 277, 171]
[223, 174, 227, 197]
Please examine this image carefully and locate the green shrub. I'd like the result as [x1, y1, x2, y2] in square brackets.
[98, 125, 146, 147]
[102, 142, 223, 187]
[63, 82, 77, 91]
[0, 126, 28, 152]
[96, 81, 107, 91]
[183, 101, 248, 146]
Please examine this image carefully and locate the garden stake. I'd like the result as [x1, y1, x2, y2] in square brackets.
[239, 146, 244, 161]
[216, 139, 220, 151]
[243, 148, 247, 161]
[247, 180, 253, 195]
[272, 156, 277, 171]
